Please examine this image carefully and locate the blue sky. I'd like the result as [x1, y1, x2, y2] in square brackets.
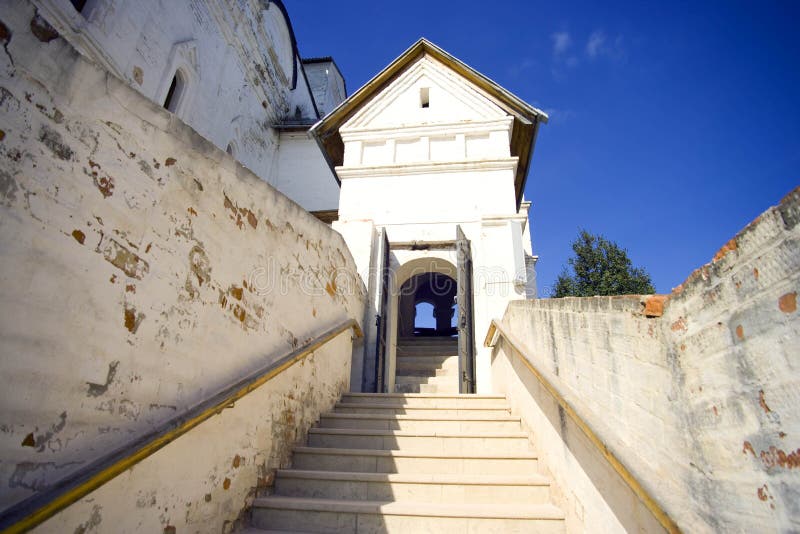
[287, 1, 799, 295]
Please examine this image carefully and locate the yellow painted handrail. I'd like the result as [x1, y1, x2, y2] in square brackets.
[0, 319, 362, 534]
[484, 319, 681, 534]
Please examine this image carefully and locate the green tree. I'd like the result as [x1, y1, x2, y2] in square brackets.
[552, 230, 655, 297]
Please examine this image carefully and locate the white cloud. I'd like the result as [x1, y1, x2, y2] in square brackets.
[586, 30, 606, 58]
[551, 32, 572, 57]
[585, 30, 626, 62]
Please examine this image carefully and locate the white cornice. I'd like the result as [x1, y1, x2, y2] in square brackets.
[336, 157, 518, 179]
[340, 117, 513, 142]
[481, 213, 529, 226]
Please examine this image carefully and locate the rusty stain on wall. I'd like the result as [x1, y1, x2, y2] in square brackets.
[671, 317, 687, 332]
[229, 285, 243, 300]
[758, 390, 772, 414]
[124, 305, 145, 334]
[744, 442, 800, 470]
[185, 245, 210, 298]
[223, 194, 258, 230]
[72, 229, 85, 244]
[92, 173, 115, 198]
[778, 292, 797, 313]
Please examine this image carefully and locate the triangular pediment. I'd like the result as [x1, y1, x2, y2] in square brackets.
[311, 38, 548, 206]
[342, 55, 507, 131]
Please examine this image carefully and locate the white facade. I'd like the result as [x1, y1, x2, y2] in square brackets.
[319, 46, 547, 393]
[35, 0, 343, 211]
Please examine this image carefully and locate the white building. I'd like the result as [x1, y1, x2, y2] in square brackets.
[312, 39, 547, 394]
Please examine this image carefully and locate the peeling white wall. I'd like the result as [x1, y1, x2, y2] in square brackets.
[31, 0, 339, 212]
[0, 3, 365, 519]
[494, 187, 800, 533]
[33, 332, 355, 534]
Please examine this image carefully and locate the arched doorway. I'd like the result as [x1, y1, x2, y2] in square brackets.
[388, 256, 463, 394]
[397, 272, 457, 338]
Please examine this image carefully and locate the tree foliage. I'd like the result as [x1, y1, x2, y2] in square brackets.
[552, 230, 655, 297]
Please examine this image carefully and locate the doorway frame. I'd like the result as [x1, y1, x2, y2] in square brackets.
[383, 239, 475, 393]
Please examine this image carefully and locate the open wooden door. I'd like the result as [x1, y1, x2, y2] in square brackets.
[456, 226, 476, 393]
[374, 228, 390, 392]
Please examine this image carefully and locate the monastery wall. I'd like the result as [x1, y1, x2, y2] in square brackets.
[32, 0, 341, 211]
[0, 4, 365, 524]
[494, 187, 800, 533]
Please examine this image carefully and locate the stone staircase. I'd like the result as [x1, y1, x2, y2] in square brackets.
[245, 393, 565, 533]
[394, 336, 459, 394]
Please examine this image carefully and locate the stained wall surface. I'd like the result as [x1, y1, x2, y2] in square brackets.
[0, 2, 364, 517]
[495, 187, 800, 532]
[31, 0, 341, 211]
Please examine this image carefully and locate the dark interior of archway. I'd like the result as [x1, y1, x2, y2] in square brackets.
[398, 272, 457, 337]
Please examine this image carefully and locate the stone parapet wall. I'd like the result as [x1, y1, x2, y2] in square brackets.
[497, 186, 799, 532]
[0, 2, 364, 521]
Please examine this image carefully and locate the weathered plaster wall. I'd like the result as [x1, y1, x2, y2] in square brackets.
[495, 187, 800, 532]
[31, 0, 340, 212]
[0, 3, 365, 518]
[33, 332, 354, 534]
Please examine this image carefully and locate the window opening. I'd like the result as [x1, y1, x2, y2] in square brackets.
[420, 87, 430, 108]
[163, 71, 186, 113]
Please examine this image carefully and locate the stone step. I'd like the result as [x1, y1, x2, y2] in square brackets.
[395, 368, 454, 379]
[417, 382, 458, 394]
[307, 428, 532, 454]
[317, 412, 522, 433]
[333, 402, 507, 416]
[290, 447, 538, 475]
[394, 374, 456, 387]
[396, 355, 458, 370]
[339, 393, 505, 408]
[274, 470, 551, 504]
[251, 497, 565, 533]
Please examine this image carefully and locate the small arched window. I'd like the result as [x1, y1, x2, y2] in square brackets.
[226, 142, 236, 157]
[163, 70, 187, 113]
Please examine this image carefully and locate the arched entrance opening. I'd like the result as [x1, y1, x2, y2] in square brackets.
[397, 272, 457, 338]
[387, 256, 463, 394]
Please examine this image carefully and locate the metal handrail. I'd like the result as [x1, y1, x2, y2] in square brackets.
[484, 319, 680, 534]
[0, 318, 362, 534]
